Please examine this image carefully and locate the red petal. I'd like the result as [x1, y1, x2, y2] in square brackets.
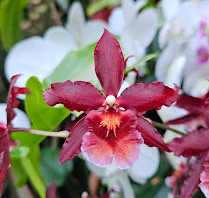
[6, 75, 30, 126]
[94, 29, 125, 96]
[82, 110, 143, 169]
[137, 116, 171, 152]
[176, 94, 204, 113]
[168, 129, 209, 157]
[180, 153, 207, 198]
[46, 182, 56, 198]
[59, 117, 88, 163]
[0, 146, 10, 197]
[166, 113, 200, 125]
[204, 98, 209, 128]
[117, 81, 179, 114]
[43, 81, 105, 112]
[200, 153, 209, 197]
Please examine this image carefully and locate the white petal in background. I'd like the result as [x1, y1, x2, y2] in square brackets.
[161, 0, 179, 21]
[0, 103, 31, 128]
[4, 1, 106, 90]
[127, 145, 159, 185]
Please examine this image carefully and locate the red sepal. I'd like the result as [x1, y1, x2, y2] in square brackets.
[180, 153, 208, 198]
[176, 94, 204, 113]
[204, 97, 209, 128]
[59, 117, 88, 163]
[6, 75, 30, 126]
[0, 146, 10, 197]
[46, 182, 56, 198]
[43, 81, 105, 112]
[95, 29, 125, 96]
[117, 82, 179, 114]
[168, 129, 209, 157]
[137, 116, 171, 152]
[165, 113, 200, 125]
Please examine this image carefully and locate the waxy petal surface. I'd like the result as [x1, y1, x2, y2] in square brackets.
[204, 98, 209, 128]
[82, 110, 143, 169]
[44, 81, 105, 112]
[180, 153, 207, 198]
[118, 81, 179, 114]
[168, 129, 209, 157]
[6, 75, 29, 126]
[137, 116, 171, 152]
[0, 146, 10, 197]
[46, 182, 56, 198]
[95, 29, 125, 96]
[200, 153, 209, 197]
[59, 118, 88, 163]
[166, 113, 200, 125]
[176, 94, 204, 113]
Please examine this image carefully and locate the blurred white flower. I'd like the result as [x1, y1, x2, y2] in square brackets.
[0, 103, 31, 128]
[158, 106, 187, 170]
[156, 0, 209, 96]
[86, 144, 159, 198]
[4, 1, 106, 88]
[109, 0, 158, 58]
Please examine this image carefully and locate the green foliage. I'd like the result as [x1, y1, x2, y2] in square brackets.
[43, 43, 97, 89]
[11, 77, 70, 197]
[40, 147, 73, 187]
[0, 0, 28, 50]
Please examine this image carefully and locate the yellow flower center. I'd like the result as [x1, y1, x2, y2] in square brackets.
[99, 111, 121, 137]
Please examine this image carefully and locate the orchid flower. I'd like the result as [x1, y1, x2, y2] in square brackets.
[166, 93, 209, 130]
[167, 96, 209, 198]
[43, 29, 178, 169]
[0, 75, 30, 196]
[86, 144, 159, 198]
[108, 0, 158, 84]
[4, 1, 106, 89]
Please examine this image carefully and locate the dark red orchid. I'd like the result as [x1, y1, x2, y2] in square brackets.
[0, 74, 29, 196]
[166, 163, 188, 198]
[167, 103, 209, 198]
[166, 93, 209, 130]
[91, 8, 113, 23]
[44, 29, 178, 169]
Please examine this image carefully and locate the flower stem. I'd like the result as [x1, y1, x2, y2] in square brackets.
[151, 121, 185, 136]
[11, 128, 69, 138]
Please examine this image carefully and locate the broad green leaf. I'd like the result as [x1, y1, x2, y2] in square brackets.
[12, 77, 70, 146]
[0, 0, 28, 49]
[11, 77, 69, 194]
[43, 43, 97, 89]
[10, 146, 30, 158]
[40, 147, 73, 187]
[21, 157, 46, 198]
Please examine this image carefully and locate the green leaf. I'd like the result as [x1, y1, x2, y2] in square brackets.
[40, 147, 73, 187]
[21, 157, 46, 198]
[10, 146, 30, 158]
[0, 0, 28, 49]
[12, 77, 70, 147]
[43, 43, 97, 89]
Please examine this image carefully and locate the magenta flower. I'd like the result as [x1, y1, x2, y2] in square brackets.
[0, 75, 29, 196]
[44, 29, 178, 169]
